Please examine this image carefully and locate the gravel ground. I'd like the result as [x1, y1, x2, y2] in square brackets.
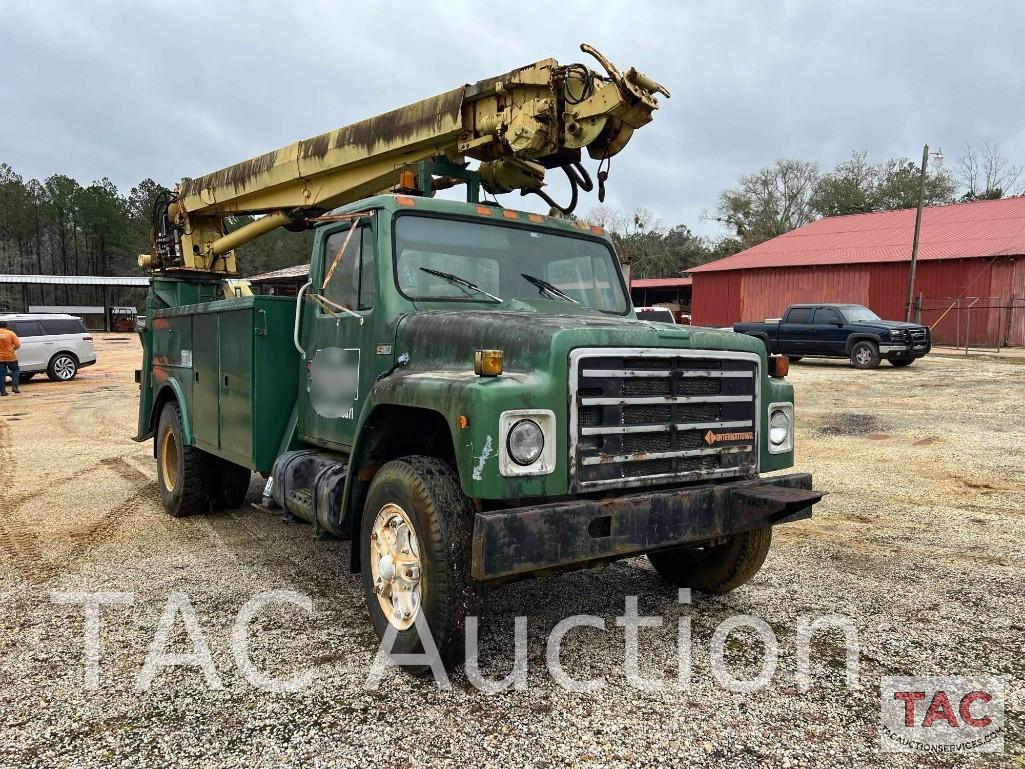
[1, 336, 1022, 768]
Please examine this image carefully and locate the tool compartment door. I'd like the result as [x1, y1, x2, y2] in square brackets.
[217, 309, 255, 466]
[191, 313, 220, 451]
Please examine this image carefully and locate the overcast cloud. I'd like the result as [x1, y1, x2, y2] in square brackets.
[2, 0, 1023, 237]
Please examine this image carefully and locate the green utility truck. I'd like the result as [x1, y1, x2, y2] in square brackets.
[135, 47, 821, 666]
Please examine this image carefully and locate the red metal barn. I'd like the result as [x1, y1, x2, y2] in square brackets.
[689, 197, 1025, 347]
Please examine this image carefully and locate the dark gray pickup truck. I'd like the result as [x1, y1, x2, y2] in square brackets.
[734, 303, 931, 369]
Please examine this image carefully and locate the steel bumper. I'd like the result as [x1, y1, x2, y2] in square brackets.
[470, 473, 822, 581]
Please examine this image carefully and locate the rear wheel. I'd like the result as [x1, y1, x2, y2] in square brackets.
[648, 527, 773, 594]
[360, 456, 480, 672]
[18, 372, 34, 383]
[889, 358, 914, 367]
[850, 341, 880, 369]
[211, 457, 252, 510]
[47, 353, 78, 381]
[156, 402, 214, 517]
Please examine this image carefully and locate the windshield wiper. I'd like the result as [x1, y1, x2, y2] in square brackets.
[520, 273, 579, 304]
[419, 267, 502, 303]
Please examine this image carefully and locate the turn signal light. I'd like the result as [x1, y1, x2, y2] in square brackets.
[769, 355, 789, 378]
[398, 169, 416, 190]
[474, 349, 504, 376]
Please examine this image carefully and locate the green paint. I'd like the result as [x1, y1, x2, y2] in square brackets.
[137, 195, 799, 521]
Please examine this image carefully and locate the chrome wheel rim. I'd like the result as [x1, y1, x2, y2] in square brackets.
[369, 503, 422, 631]
[54, 356, 75, 379]
[856, 347, 871, 365]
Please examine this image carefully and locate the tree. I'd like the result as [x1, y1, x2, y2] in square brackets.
[717, 159, 820, 248]
[957, 142, 1023, 200]
[583, 206, 722, 279]
[874, 158, 957, 211]
[811, 151, 958, 216]
[77, 178, 128, 275]
[0, 164, 34, 270]
[810, 151, 879, 216]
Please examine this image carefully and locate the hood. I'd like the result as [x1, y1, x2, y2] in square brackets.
[395, 306, 764, 372]
[849, 319, 926, 330]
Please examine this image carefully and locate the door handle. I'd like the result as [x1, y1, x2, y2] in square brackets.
[222, 375, 229, 388]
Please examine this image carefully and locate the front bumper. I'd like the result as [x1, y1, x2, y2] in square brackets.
[879, 337, 931, 358]
[471, 473, 822, 581]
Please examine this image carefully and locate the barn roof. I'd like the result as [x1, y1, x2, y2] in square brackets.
[689, 196, 1025, 273]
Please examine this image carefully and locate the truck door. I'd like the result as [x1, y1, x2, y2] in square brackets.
[298, 220, 377, 451]
[811, 307, 846, 354]
[778, 307, 814, 353]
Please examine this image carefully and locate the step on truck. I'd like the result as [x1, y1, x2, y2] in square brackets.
[134, 45, 822, 669]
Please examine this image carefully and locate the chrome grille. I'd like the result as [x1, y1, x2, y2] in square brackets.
[569, 349, 759, 490]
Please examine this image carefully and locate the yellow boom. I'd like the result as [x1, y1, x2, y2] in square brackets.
[142, 44, 668, 275]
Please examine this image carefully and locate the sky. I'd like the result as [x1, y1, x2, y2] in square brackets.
[1, 0, 1023, 238]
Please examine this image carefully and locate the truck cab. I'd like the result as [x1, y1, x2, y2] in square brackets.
[137, 195, 822, 667]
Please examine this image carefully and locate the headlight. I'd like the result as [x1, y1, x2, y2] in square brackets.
[889, 329, 905, 339]
[769, 411, 790, 445]
[508, 419, 544, 465]
[767, 403, 793, 454]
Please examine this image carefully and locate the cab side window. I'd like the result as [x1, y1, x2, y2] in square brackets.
[813, 308, 843, 324]
[322, 227, 375, 310]
[786, 307, 813, 324]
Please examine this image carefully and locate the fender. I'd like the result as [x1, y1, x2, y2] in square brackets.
[753, 332, 772, 353]
[339, 382, 466, 573]
[844, 332, 882, 354]
[151, 378, 194, 445]
[339, 379, 466, 523]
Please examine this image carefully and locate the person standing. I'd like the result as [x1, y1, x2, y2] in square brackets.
[0, 320, 22, 396]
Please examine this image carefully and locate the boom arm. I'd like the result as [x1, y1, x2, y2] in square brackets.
[142, 44, 669, 275]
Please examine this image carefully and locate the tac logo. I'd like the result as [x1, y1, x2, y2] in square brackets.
[880, 676, 1006, 753]
[703, 430, 754, 445]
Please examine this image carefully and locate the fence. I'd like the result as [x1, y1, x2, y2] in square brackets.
[916, 294, 1025, 352]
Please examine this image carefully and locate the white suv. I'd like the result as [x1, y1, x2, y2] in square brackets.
[0, 313, 97, 382]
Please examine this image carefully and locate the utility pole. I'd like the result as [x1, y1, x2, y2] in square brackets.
[906, 144, 930, 321]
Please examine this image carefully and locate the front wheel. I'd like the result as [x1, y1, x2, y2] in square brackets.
[360, 456, 480, 672]
[47, 353, 78, 381]
[648, 527, 773, 594]
[156, 402, 214, 517]
[889, 358, 914, 367]
[850, 341, 880, 369]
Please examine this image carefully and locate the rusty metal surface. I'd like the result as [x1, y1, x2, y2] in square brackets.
[148, 44, 669, 274]
[470, 472, 821, 581]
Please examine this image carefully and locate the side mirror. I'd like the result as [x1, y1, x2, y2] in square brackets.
[830, 319, 844, 326]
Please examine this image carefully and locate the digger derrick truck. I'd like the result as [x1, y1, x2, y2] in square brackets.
[135, 45, 822, 667]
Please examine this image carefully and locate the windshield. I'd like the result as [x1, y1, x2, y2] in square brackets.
[394, 215, 628, 313]
[841, 305, 881, 322]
